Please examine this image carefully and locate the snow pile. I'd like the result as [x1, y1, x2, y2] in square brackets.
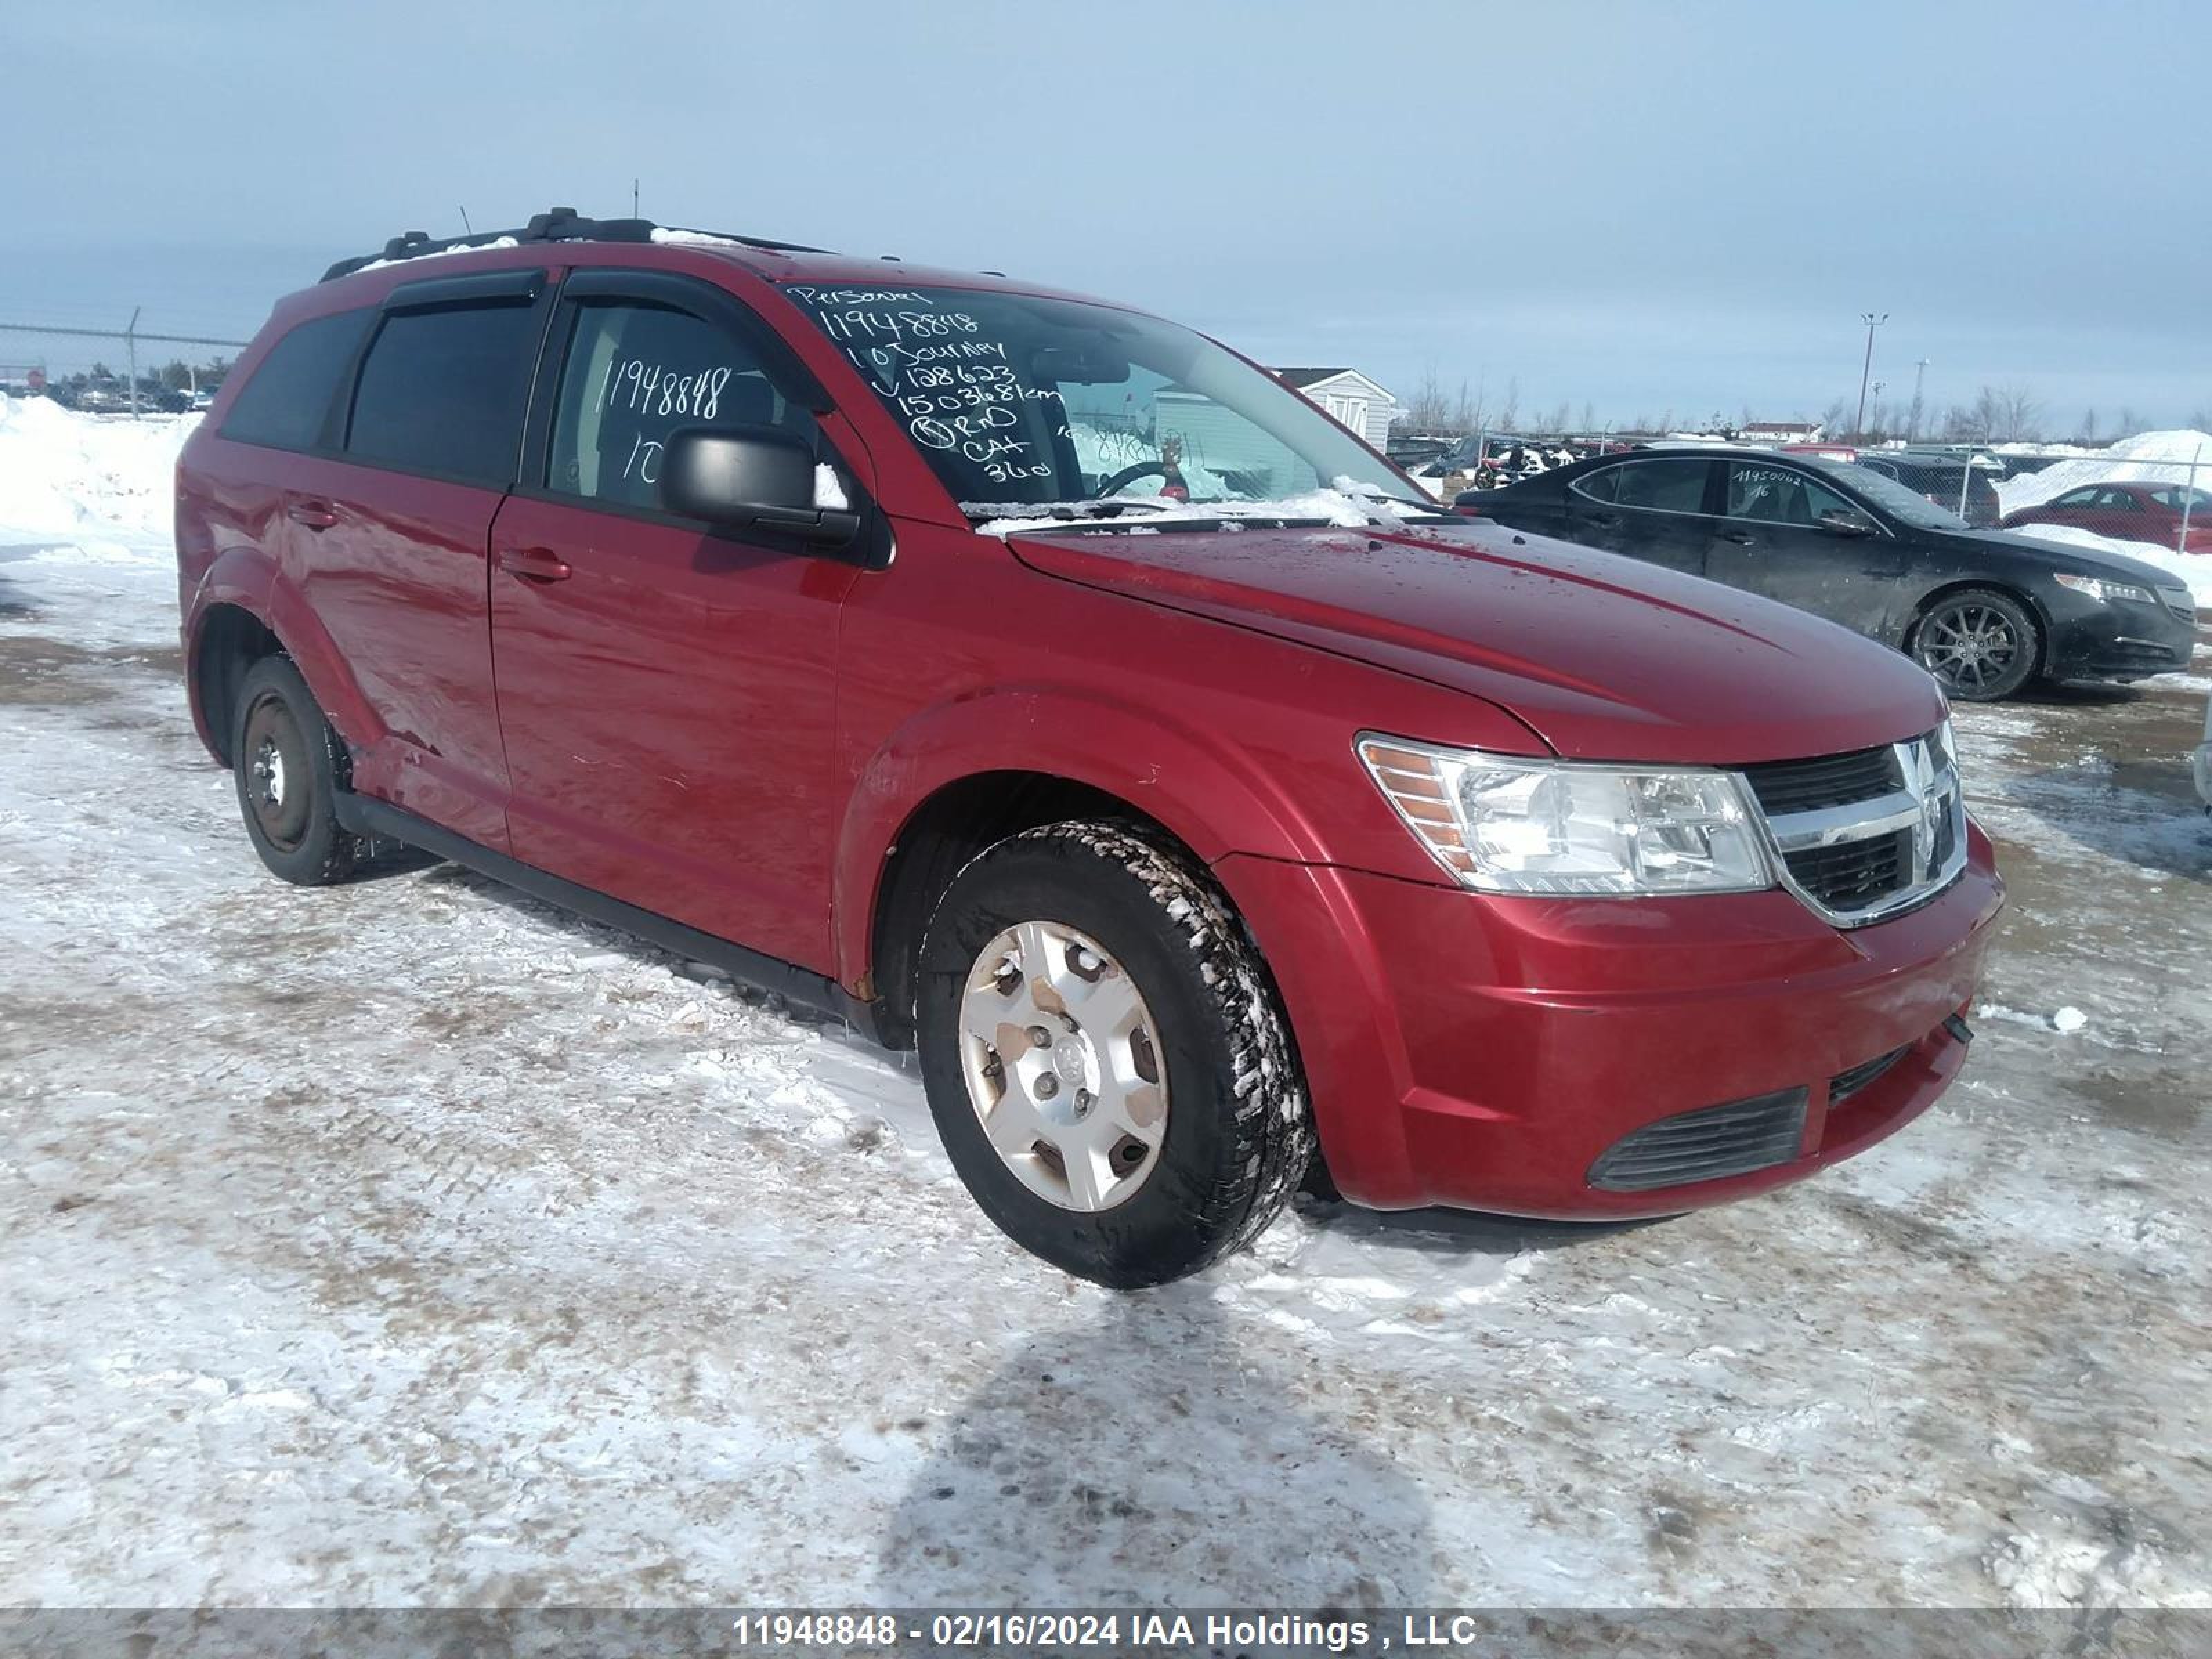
[0, 394, 196, 540]
[2011, 523, 2212, 606]
[1989, 429, 2212, 605]
[1996, 429, 2212, 515]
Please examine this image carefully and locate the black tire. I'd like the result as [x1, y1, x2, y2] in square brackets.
[231, 655, 359, 885]
[915, 822, 1313, 1288]
[1911, 588, 2041, 702]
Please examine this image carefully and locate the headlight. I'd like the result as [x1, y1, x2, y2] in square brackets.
[1357, 735, 1774, 896]
[2054, 572, 2153, 605]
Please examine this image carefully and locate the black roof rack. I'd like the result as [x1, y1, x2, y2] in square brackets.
[319, 207, 832, 283]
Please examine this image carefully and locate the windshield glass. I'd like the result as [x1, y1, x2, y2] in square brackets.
[778, 283, 1423, 516]
[1812, 457, 1969, 531]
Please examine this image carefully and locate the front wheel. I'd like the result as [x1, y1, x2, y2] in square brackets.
[915, 822, 1313, 1288]
[1912, 588, 2040, 702]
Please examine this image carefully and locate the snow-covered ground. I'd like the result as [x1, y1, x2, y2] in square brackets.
[3, 401, 2210, 1611]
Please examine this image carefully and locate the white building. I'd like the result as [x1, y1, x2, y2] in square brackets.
[1273, 368, 1399, 449]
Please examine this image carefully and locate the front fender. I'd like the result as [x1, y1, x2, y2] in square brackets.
[831, 682, 1331, 986]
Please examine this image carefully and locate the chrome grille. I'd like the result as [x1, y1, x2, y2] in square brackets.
[1738, 729, 1967, 928]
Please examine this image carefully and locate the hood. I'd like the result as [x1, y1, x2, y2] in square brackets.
[1007, 519, 1947, 765]
[1967, 527, 2192, 592]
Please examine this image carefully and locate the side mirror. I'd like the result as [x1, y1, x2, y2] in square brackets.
[1817, 505, 1877, 537]
[660, 427, 861, 549]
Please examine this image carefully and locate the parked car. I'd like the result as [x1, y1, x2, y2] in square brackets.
[178, 209, 2003, 1286]
[1855, 449, 2004, 526]
[1454, 447, 2196, 700]
[2000, 482, 2212, 554]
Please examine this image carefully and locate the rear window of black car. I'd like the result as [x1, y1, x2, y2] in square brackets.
[220, 309, 373, 452]
[344, 302, 541, 487]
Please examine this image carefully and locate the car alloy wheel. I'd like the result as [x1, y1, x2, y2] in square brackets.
[956, 918, 1168, 1212]
[1916, 597, 2027, 698]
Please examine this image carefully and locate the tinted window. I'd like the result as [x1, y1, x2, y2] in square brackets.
[221, 309, 373, 451]
[1575, 458, 1711, 512]
[547, 299, 821, 512]
[2050, 487, 2099, 508]
[344, 303, 540, 485]
[1725, 462, 1854, 526]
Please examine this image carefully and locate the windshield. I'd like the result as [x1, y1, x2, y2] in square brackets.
[778, 283, 1423, 516]
[1811, 457, 1970, 531]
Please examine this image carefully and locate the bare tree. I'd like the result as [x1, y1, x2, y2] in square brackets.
[2116, 406, 2141, 439]
[1818, 399, 1849, 442]
[1449, 377, 1485, 438]
[2079, 409, 2099, 445]
[1992, 382, 2042, 442]
[1403, 364, 1452, 433]
[1494, 376, 1520, 433]
[1582, 400, 1597, 433]
[1541, 400, 1571, 435]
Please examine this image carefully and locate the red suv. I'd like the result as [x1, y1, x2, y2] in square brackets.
[176, 210, 2003, 1287]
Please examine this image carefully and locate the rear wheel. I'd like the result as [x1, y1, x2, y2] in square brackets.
[232, 655, 359, 885]
[1912, 588, 2039, 702]
[915, 822, 1312, 1288]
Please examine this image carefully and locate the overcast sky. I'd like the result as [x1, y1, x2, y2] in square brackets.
[3, 0, 2206, 431]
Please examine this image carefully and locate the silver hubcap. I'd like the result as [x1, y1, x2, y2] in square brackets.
[251, 737, 288, 809]
[1920, 604, 2019, 691]
[957, 919, 1168, 1212]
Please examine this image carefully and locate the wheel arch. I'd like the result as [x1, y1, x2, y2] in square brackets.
[1906, 579, 2052, 676]
[838, 691, 1327, 1048]
[185, 545, 388, 765]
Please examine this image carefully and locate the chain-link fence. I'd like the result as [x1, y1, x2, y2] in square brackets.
[0, 316, 249, 418]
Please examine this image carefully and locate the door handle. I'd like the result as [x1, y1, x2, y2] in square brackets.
[496, 547, 574, 583]
[1716, 529, 1756, 545]
[285, 500, 339, 531]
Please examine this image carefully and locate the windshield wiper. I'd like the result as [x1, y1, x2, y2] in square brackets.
[961, 499, 1172, 523]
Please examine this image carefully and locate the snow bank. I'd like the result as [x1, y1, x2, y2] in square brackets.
[1989, 430, 2212, 605]
[2009, 524, 2212, 606]
[1996, 429, 2211, 514]
[0, 394, 196, 541]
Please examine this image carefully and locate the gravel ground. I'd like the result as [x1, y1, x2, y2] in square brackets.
[2, 534, 2208, 1613]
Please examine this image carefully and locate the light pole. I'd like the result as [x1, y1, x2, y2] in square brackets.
[1909, 357, 1929, 442]
[1854, 311, 1887, 441]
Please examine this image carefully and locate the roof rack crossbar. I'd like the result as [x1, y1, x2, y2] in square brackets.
[319, 207, 833, 283]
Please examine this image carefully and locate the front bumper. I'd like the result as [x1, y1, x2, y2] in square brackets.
[2043, 590, 2196, 682]
[1215, 823, 2004, 1217]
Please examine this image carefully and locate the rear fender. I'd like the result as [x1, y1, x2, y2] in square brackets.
[185, 544, 388, 758]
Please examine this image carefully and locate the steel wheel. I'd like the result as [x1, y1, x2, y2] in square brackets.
[957, 918, 1168, 1212]
[1913, 590, 2037, 700]
[240, 690, 312, 852]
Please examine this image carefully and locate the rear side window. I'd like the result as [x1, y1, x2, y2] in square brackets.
[344, 303, 541, 486]
[220, 309, 373, 452]
[1574, 458, 1711, 512]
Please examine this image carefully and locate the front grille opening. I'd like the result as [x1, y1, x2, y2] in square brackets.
[1588, 1087, 1808, 1192]
[1784, 830, 1911, 911]
[1830, 1044, 1909, 1105]
[1741, 745, 1900, 815]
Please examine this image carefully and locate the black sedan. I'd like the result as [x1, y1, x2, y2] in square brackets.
[1453, 447, 2198, 700]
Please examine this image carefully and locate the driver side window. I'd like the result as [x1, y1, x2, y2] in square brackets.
[548, 299, 822, 512]
[1725, 462, 1852, 526]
